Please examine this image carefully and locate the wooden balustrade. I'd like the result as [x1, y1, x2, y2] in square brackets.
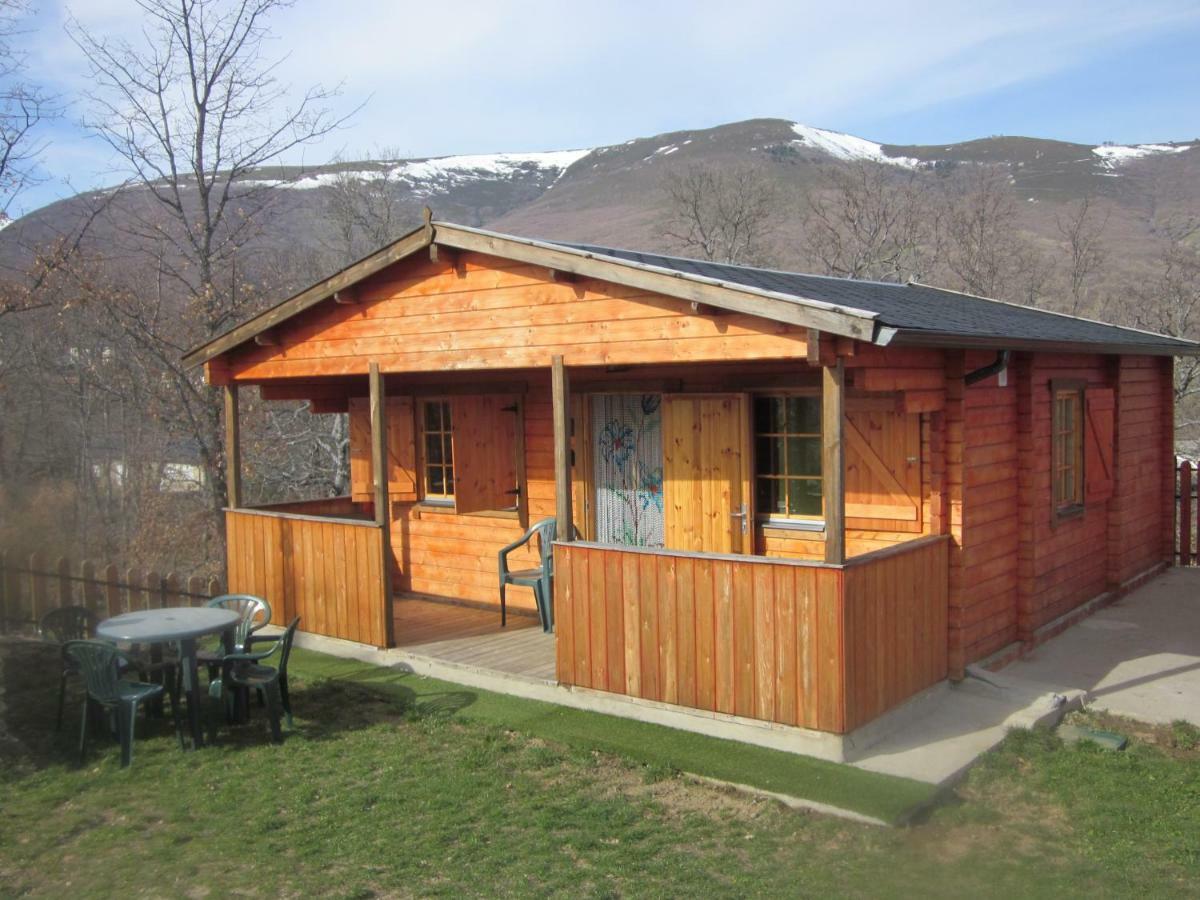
[554, 535, 949, 735]
[0, 549, 221, 633]
[225, 507, 389, 648]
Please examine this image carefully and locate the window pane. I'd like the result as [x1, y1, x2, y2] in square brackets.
[788, 437, 821, 477]
[425, 433, 442, 464]
[787, 396, 821, 434]
[424, 401, 441, 431]
[788, 479, 823, 516]
[428, 466, 444, 495]
[444, 463, 454, 490]
[441, 401, 452, 429]
[757, 436, 784, 475]
[443, 434, 453, 466]
[757, 479, 786, 516]
[754, 397, 774, 434]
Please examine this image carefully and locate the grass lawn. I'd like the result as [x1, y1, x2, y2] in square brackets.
[1, 637, 1198, 898]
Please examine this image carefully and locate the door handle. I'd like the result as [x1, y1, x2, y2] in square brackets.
[731, 504, 749, 534]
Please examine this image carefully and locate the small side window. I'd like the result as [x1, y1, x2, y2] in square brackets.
[421, 400, 455, 501]
[1052, 384, 1084, 514]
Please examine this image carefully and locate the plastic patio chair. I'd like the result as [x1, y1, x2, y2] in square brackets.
[64, 639, 182, 768]
[498, 518, 558, 631]
[197, 594, 272, 679]
[209, 617, 300, 744]
[39, 606, 99, 731]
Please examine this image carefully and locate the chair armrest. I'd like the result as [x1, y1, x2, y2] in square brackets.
[244, 633, 281, 650]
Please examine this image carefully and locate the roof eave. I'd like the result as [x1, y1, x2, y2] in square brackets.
[886, 328, 1200, 357]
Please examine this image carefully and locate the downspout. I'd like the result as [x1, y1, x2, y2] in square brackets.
[965, 350, 1011, 387]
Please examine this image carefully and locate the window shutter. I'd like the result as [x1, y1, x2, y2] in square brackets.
[1084, 388, 1115, 504]
[349, 398, 372, 502]
[349, 397, 417, 502]
[386, 397, 418, 501]
[844, 401, 921, 529]
[452, 395, 519, 514]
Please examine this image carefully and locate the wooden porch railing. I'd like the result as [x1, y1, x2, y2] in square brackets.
[225, 506, 389, 648]
[0, 550, 222, 633]
[553, 535, 949, 735]
[1179, 459, 1197, 566]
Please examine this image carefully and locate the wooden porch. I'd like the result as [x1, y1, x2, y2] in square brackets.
[392, 595, 554, 681]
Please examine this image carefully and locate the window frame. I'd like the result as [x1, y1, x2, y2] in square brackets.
[752, 390, 824, 525]
[1050, 379, 1086, 519]
[418, 398, 455, 505]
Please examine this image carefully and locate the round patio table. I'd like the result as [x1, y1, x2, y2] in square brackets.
[96, 607, 240, 750]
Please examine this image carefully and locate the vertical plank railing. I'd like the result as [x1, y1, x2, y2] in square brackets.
[1180, 460, 1193, 566]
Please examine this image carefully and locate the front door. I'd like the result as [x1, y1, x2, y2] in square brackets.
[591, 394, 665, 547]
[662, 393, 753, 554]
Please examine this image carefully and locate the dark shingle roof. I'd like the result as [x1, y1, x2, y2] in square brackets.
[555, 242, 1198, 354]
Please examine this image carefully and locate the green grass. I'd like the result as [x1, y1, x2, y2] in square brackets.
[288, 648, 934, 824]
[2, 638, 1199, 898]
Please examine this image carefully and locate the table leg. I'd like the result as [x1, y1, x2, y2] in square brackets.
[179, 637, 203, 750]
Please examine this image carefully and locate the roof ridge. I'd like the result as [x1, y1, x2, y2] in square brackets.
[557, 241, 906, 287]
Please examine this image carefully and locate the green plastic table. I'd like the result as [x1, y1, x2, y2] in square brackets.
[96, 607, 240, 750]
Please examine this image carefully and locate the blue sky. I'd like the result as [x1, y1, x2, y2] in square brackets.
[11, 0, 1200, 216]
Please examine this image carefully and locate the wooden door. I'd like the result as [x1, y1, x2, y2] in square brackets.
[662, 393, 753, 554]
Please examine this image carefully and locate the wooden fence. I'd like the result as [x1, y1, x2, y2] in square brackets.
[554, 535, 949, 735]
[0, 549, 223, 634]
[1179, 460, 1199, 566]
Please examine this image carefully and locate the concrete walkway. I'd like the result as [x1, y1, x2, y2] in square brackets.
[851, 567, 1200, 786]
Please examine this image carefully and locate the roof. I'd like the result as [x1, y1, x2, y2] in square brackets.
[183, 220, 1200, 369]
[555, 242, 1199, 354]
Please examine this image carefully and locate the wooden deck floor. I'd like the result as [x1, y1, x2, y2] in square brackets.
[392, 596, 555, 681]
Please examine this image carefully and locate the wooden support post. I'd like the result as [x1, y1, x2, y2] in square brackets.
[1181, 461, 1192, 567]
[369, 362, 395, 647]
[552, 355, 574, 540]
[224, 384, 241, 509]
[822, 360, 846, 565]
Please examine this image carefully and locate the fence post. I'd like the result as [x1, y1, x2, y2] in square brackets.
[0, 549, 7, 633]
[188, 575, 205, 608]
[146, 570, 163, 608]
[1181, 461, 1192, 567]
[104, 564, 121, 617]
[126, 567, 142, 611]
[164, 572, 181, 608]
[29, 551, 47, 627]
[81, 560, 101, 617]
[56, 556, 72, 609]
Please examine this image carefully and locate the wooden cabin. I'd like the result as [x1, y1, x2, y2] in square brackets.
[184, 218, 1198, 737]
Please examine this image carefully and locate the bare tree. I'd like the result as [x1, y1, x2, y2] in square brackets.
[660, 164, 780, 265]
[0, 0, 58, 214]
[1054, 196, 1108, 315]
[67, 0, 356, 558]
[321, 151, 413, 265]
[800, 162, 940, 283]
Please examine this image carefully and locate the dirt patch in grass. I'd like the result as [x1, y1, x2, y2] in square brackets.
[1064, 709, 1200, 760]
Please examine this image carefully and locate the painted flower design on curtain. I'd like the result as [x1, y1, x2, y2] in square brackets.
[592, 394, 665, 547]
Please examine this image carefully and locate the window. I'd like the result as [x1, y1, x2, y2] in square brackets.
[421, 400, 454, 501]
[1052, 384, 1084, 513]
[754, 395, 822, 520]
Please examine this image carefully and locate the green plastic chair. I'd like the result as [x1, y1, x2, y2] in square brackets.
[197, 594, 272, 679]
[209, 617, 300, 744]
[498, 518, 558, 631]
[39, 606, 98, 731]
[64, 640, 182, 768]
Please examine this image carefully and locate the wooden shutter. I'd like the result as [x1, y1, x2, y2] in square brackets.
[1084, 388, 1115, 504]
[845, 400, 921, 530]
[452, 395, 519, 514]
[349, 396, 417, 502]
[662, 393, 752, 554]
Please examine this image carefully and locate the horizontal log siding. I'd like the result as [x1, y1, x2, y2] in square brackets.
[1108, 356, 1173, 584]
[225, 509, 389, 647]
[842, 536, 949, 730]
[225, 253, 812, 380]
[555, 536, 948, 734]
[957, 366, 1020, 663]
